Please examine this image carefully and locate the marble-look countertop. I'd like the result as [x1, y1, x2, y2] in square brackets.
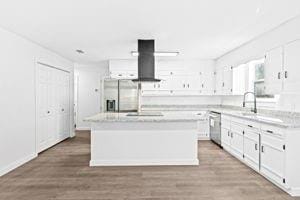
[84, 111, 207, 123]
[141, 105, 300, 128]
[209, 108, 300, 128]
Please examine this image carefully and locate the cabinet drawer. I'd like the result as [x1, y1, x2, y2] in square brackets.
[261, 124, 285, 138]
[231, 123, 244, 135]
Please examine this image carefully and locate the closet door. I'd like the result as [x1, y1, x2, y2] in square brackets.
[58, 70, 70, 140]
[37, 64, 50, 152]
[37, 64, 70, 153]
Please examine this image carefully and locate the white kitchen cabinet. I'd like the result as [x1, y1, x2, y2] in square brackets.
[223, 66, 233, 95]
[230, 123, 244, 160]
[215, 69, 223, 94]
[243, 128, 260, 171]
[260, 131, 285, 187]
[232, 65, 246, 95]
[37, 63, 70, 153]
[221, 127, 231, 150]
[264, 46, 284, 94]
[283, 40, 300, 94]
[201, 68, 215, 95]
[215, 66, 233, 95]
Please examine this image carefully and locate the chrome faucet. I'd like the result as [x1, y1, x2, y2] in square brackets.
[243, 92, 257, 113]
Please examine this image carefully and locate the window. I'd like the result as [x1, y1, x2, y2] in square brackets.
[247, 58, 274, 98]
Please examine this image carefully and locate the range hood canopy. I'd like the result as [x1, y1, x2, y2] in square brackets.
[132, 39, 160, 82]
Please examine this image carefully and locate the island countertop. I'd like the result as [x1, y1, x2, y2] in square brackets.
[84, 111, 207, 123]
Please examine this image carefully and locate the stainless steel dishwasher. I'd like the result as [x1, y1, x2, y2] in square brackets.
[209, 111, 221, 147]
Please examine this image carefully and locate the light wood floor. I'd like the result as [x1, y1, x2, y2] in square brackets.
[0, 131, 299, 200]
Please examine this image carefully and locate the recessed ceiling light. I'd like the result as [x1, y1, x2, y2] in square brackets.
[131, 51, 179, 57]
[76, 49, 85, 54]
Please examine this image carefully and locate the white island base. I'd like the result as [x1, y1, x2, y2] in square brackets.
[90, 121, 199, 166]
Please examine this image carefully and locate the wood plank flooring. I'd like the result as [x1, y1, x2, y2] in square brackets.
[0, 130, 299, 200]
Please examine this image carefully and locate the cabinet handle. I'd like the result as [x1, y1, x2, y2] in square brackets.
[130, 74, 134, 76]
[222, 82, 225, 87]
[202, 83, 204, 88]
[47, 111, 50, 114]
[62, 108, 64, 112]
[266, 130, 273, 134]
[255, 143, 258, 150]
[118, 74, 122, 77]
[231, 132, 233, 138]
[158, 84, 160, 88]
[247, 125, 253, 128]
[227, 131, 230, 137]
[154, 84, 156, 88]
[187, 84, 190, 88]
[285, 71, 288, 78]
[183, 84, 186, 88]
[278, 72, 281, 79]
[261, 145, 264, 153]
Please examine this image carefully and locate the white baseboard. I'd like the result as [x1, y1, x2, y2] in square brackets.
[76, 127, 91, 131]
[288, 187, 300, 196]
[0, 153, 37, 177]
[90, 159, 199, 166]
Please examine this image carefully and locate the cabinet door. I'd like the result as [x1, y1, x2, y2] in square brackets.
[232, 65, 246, 95]
[264, 47, 283, 94]
[215, 69, 223, 95]
[201, 68, 214, 95]
[223, 66, 233, 95]
[243, 129, 260, 171]
[221, 127, 231, 149]
[283, 40, 300, 94]
[185, 75, 201, 91]
[260, 133, 285, 187]
[230, 124, 244, 160]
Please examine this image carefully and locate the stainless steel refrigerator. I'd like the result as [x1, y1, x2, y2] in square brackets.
[103, 79, 138, 112]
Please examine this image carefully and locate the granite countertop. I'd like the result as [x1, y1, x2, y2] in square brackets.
[84, 111, 207, 123]
[141, 105, 300, 128]
[209, 108, 300, 128]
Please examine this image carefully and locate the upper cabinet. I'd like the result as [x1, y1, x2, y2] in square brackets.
[263, 40, 300, 95]
[264, 46, 284, 94]
[283, 40, 300, 94]
[215, 66, 233, 95]
[109, 60, 138, 79]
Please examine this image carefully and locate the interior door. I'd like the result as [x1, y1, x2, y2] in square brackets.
[283, 40, 300, 94]
[264, 47, 283, 94]
[58, 70, 70, 139]
[37, 64, 50, 152]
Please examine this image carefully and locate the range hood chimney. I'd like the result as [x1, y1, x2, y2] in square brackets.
[132, 39, 160, 82]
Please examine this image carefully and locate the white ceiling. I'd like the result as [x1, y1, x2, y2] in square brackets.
[0, 0, 300, 63]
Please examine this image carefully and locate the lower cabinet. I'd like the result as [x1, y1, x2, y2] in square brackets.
[230, 124, 244, 160]
[243, 129, 260, 171]
[260, 132, 285, 187]
[220, 114, 300, 196]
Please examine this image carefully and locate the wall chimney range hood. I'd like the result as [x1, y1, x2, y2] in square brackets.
[132, 39, 160, 82]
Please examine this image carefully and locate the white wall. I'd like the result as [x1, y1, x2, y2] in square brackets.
[216, 16, 300, 112]
[75, 62, 109, 130]
[0, 27, 74, 176]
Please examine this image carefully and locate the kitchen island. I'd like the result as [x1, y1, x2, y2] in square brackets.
[84, 111, 206, 166]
